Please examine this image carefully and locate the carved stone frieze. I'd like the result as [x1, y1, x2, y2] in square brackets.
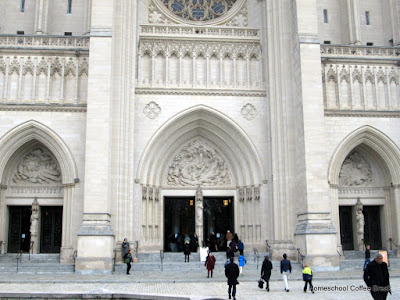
[167, 139, 232, 186]
[339, 152, 373, 187]
[12, 148, 62, 185]
[144, 101, 161, 119]
[241, 103, 257, 120]
[8, 186, 63, 194]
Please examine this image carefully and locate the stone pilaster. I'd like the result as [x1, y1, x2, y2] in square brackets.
[30, 197, 40, 254]
[347, 0, 362, 45]
[34, 0, 49, 34]
[291, 0, 338, 269]
[390, 0, 400, 46]
[75, 0, 114, 274]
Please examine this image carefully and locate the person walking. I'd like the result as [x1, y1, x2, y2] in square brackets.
[280, 253, 292, 292]
[226, 230, 233, 248]
[364, 245, 371, 271]
[238, 254, 247, 276]
[205, 251, 216, 278]
[237, 239, 244, 255]
[123, 249, 133, 275]
[191, 233, 199, 252]
[184, 240, 191, 262]
[303, 264, 314, 293]
[261, 255, 273, 292]
[121, 238, 130, 258]
[364, 253, 391, 300]
[225, 257, 240, 300]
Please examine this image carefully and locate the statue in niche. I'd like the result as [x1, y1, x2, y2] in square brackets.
[13, 148, 61, 184]
[167, 139, 231, 186]
[355, 198, 365, 251]
[339, 152, 373, 187]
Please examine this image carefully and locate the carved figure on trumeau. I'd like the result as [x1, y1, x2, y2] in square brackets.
[30, 197, 40, 254]
[355, 198, 365, 251]
[195, 185, 204, 250]
[339, 152, 373, 187]
[167, 139, 231, 186]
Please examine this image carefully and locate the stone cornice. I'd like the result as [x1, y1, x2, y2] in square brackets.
[0, 35, 90, 51]
[135, 87, 267, 97]
[0, 104, 87, 112]
[0, 49, 89, 56]
[325, 110, 400, 118]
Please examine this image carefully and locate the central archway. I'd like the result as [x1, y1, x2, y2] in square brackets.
[137, 105, 265, 250]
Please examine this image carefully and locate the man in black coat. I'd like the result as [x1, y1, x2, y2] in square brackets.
[363, 253, 391, 300]
[225, 257, 240, 300]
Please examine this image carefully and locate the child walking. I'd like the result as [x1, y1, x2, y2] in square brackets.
[238, 254, 247, 276]
[303, 264, 314, 293]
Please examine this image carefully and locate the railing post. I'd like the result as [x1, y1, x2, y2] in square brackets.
[160, 250, 164, 271]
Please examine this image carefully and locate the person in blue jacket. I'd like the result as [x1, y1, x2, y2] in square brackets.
[238, 254, 247, 276]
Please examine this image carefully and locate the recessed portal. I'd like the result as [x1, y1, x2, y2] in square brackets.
[363, 206, 382, 249]
[164, 197, 195, 252]
[8, 206, 31, 253]
[339, 206, 353, 250]
[203, 196, 234, 252]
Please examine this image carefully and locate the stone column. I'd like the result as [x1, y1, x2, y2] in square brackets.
[347, 0, 362, 45]
[75, 0, 115, 274]
[195, 186, 204, 250]
[34, 0, 49, 35]
[393, 184, 400, 250]
[291, 0, 338, 270]
[30, 197, 40, 254]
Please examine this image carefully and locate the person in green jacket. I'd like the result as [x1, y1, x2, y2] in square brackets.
[302, 264, 314, 293]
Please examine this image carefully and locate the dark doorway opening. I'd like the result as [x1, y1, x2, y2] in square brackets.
[8, 206, 31, 253]
[164, 197, 195, 252]
[363, 206, 382, 249]
[339, 206, 354, 250]
[203, 196, 234, 252]
[40, 206, 62, 253]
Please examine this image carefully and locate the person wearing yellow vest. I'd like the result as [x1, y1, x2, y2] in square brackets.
[302, 264, 314, 293]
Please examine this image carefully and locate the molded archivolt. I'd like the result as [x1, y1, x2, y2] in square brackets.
[137, 105, 264, 187]
[328, 126, 400, 186]
[0, 120, 78, 185]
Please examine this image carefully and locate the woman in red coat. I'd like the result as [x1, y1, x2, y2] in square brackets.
[205, 251, 216, 278]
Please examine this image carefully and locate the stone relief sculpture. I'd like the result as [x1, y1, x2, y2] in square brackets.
[355, 198, 365, 251]
[241, 103, 257, 120]
[13, 148, 62, 184]
[167, 139, 231, 186]
[339, 152, 373, 187]
[144, 101, 161, 119]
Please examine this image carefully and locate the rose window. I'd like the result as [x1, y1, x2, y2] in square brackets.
[161, 0, 237, 22]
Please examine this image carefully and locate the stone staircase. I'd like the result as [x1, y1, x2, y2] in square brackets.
[0, 254, 74, 274]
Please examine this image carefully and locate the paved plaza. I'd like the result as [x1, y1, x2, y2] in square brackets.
[0, 260, 398, 300]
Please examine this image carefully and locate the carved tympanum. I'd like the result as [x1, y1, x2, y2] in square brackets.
[339, 152, 372, 187]
[13, 148, 61, 184]
[167, 139, 231, 186]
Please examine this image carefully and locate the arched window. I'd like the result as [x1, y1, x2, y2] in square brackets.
[21, 0, 25, 12]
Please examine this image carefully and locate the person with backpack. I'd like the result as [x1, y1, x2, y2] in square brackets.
[123, 249, 133, 275]
[303, 264, 314, 293]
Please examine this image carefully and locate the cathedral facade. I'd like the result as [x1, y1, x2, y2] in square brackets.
[0, 0, 399, 273]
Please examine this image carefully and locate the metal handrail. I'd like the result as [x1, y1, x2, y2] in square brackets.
[73, 250, 77, 272]
[160, 250, 164, 271]
[297, 248, 305, 268]
[29, 241, 34, 261]
[337, 250, 343, 257]
[265, 240, 271, 254]
[253, 248, 260, 270]
[112, 249, 117, 272]
[388, 238, 399, 251]
[16, 250, 23, 272]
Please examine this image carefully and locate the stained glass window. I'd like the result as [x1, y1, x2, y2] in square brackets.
[162, 0, 237, 22]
